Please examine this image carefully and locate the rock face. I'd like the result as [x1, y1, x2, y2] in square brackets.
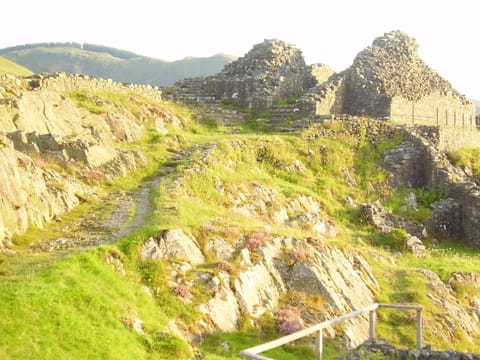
[417, 269, 480, 345]
[142, 231, 380, 347]
[0, 135, 94, 248]
[140, 229, 205, 265]
[0, 73, 169, 248]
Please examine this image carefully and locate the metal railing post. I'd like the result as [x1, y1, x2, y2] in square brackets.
[369, 310, 376, 340]
[240, 303, 422, 359]
[416, 309, 422, 350]
[315, 328, 323, 360]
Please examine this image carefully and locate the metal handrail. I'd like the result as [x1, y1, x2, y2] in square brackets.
[239, 303, 423, 360]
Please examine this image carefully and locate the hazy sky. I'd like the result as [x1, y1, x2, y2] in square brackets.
[2, 0, 478, 98]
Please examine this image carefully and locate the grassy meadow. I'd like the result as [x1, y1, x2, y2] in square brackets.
[1, 94, 480, 359]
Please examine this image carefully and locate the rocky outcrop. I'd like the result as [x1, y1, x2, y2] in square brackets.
[142, 230, 380, 347]
[417, 269, 480, 344]
[0, 73, 172, 248]
[141, 229, 205, 265]
[0, 133, 94, 248]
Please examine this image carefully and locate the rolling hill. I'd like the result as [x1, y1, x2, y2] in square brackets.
[0, 42, 236, 86]
[0, 56, 33, 76]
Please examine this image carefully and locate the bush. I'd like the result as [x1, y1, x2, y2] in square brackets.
[279, 320, 303, 334]
[245, 231, 267, 251]
[146, 332, 192, 359]
[372, 228, 409, 251]
[414, 187, 445, 208]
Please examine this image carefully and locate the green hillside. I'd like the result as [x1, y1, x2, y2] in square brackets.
[0, 43, 235, 85]
[0, 56, 33, 76]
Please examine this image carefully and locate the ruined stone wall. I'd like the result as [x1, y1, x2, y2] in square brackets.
[343, 75, 392, 118]
[390, 92, 476, 127]
[298, 74, 345, 117]
[310, 64, 335, 86]
[384, 126, 480, 247]
[437, 127, 480, 151]
[29, 73, 163, 101]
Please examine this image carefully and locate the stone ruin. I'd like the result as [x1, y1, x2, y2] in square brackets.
[169, 39, 333, 125]
[169, 31, 475, 131]
[302, 30, 475, 126]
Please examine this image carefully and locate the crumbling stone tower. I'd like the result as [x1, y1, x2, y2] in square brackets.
[302, 31, 475, 125]
[171, 39, 326, 113]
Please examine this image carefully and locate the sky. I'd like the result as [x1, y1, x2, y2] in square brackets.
[2, 0, 479, 99]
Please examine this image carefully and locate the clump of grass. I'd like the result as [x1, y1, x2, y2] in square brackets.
[144, 332, 193, 359]
[447, 146, 480, 183]
[384, 186, 444, 222]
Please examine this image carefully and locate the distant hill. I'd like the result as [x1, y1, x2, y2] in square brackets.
[0, 56, 33, 76]
[0, 42, 236, 86]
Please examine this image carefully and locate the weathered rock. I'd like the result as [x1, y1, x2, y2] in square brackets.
[0, 73, 174, 246]
[105, 113, 143, 142]
[405, 235, 426, 258]
[233, 260, 285, 318]
[140, 229, 205, 265]
[0, 144, 95, 243]
[199, 272, 240, 332]
[120, 315, 145, 335]
[205, 237, 235, 261]
[344, 339, 480, 360]
[429, 198, 462, 240]
[360, 200, 395, 232]
[144, 228, 380, 347]
[417, 269, 480, 344]
[278, 244, 379, 348]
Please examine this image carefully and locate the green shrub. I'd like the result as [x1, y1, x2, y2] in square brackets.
[372, 228, 409, 251]
[414, 187, 446, 208]
[145, 332, 192, 359]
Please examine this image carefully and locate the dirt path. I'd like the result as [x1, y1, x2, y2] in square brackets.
[0, 144, 216, 278]
[29, 165, 170, 253]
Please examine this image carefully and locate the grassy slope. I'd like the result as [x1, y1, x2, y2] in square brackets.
[0, 97, 479, 359]
[0, 56, 33, 76]
[1, 46, 234, 86]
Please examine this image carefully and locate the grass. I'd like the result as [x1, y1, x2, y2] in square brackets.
[0, 56, 33, 76]
[447, 146, 480, 183]
[2, 95, 480, 359]
[0, 247, 189, 360]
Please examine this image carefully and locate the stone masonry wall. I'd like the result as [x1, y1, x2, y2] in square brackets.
[307, 31, 474, 123]
[390, 92, 476, 127]
[437, 127, 480, 151]
[298, 74, 345, 117]
[170, 39, 316, 114]
[383, 126, 480, 247]
[343, 76, 392, 118]
[27, 72, 163, 101]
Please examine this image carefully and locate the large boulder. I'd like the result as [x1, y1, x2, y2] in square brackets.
[140, 229, 205, 265]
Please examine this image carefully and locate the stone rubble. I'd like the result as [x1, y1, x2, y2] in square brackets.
[343, 339, 480, 360]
